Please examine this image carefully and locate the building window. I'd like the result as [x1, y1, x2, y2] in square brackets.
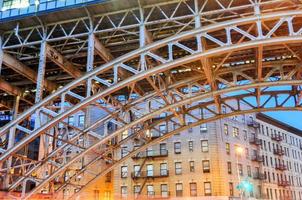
[190, 182, 197, 197]
[226, 143, 230, 155]
[176, 183, 183, 197]
[159, 124, 167, 135]
[201, 140, 209, 152]
[174, 142, 181, 154]
[247, 165, 251, 177]
[229, 182, 234, 196]
[188, 121, 193, 133]
[200, 123, 207, 132]
[147, 164, 154, 177]
[204, 182, 212, 196]
[160, 143, 167, 155]
[78, 115, 85, 127]
[133, 165, 140, 177]
[243, 130, 247, 140]
[175, 162, 182, 175]
[224, 124, 229, 135]
[147, 185, 154, 197]
[227, 162, 232, 174]
[232, 127, 239, 137]
[202, 160, 210, 173]
[121, 166, 127, 178]
[133, 185, 140, 198]
[121, 130, 128, 140]
[161, 184, 168, 198]
[121, 186, 127, 198]
[189, 161, 195, 172]
[68, 116, 74, 126]
[160, 163, 168, 176]
[121, 147, 128, 158]
[188, 141, 194, 152]
[238, 164, 243, 176]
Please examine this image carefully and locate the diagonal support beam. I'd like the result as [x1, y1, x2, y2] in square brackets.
[94, 35, 114, 62]
[0, 78, 33, 105]
[2, 53, 58, 92]
[45, 44, 83, 79]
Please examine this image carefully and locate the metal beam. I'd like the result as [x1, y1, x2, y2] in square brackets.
[45, 44, 83, 78]
[3, 53, 57, 92]
[94, 35, 114, 62]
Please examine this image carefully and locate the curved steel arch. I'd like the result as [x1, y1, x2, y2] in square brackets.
[7, 80, 302, 199]
[1, 8, 302, 199]
[1, 9, 302, 135]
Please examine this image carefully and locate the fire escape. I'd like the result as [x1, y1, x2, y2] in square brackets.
[272, 133, 291, 200]
[248, 119, 265, 199]
[131, 129, 169, 199]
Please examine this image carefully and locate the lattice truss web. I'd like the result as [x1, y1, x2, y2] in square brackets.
[0, 0, 302, 199]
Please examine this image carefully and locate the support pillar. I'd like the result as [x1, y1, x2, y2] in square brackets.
[0, 37, 3, 75]
[4, 95, 20, 189]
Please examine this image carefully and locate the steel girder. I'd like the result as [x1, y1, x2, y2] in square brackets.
[1, 6, 302, 199]
[1, 0, 298, 59]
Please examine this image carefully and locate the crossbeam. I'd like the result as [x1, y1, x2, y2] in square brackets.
[3, 53, 58, 92]
[45, 44, 83, 78]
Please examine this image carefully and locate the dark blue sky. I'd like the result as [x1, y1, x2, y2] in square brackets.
[264, 111, 302, 130]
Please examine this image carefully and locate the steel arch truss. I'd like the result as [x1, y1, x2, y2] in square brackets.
[1, 6, 302, 199]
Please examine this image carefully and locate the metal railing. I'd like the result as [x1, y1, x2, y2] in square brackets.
[132, 150, 168, 159]
[131, 170, 169, 179]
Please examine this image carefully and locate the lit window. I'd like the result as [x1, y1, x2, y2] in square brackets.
[175, 162, 182, 175]
[226, 143, 230, 154]
[174, 142, 181, 154]
[190, 182, 197, 197]
[121, 186, 127, 198]
[121, 166, 127, 178]
[232, 127, 239, 137]
[161, 184, 168, 198]
[201, 140, 209, 152]
[188, 141, 193, 152]
[176, 183, 183, 197]
[202, 160, 210, 173]
[224, 124, 228, 135]
[121, 130, 128, 140]
[204, 182, 212, 196]
[78, 115, 85, 127]
[189, 161, 195, 172]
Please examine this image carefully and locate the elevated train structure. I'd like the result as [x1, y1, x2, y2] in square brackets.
[1, 0, 302, 199]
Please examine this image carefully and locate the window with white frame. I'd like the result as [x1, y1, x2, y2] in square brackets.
[78, 115, 85, 127]
[175, 162, 182, 175]
[232, 127, 239, 137]
[201, 140, 209, 152]
[202, 160, 210, 173]
[204, 182, 212, 196]
[174, 142, 181, 154]
[176, 183, 183, 197]
[190, 182, 197, 196]
[147, 185, 154, 197]
[121, 166, 128, 178]
[188, 141, 193, 152]
[161, 184, 168, 198]
[121, 186, 127, 198]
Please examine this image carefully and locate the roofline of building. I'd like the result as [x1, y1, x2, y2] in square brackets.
[256, 113, 302, 136]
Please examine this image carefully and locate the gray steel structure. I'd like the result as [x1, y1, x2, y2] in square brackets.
[0, 0, 302, 199]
